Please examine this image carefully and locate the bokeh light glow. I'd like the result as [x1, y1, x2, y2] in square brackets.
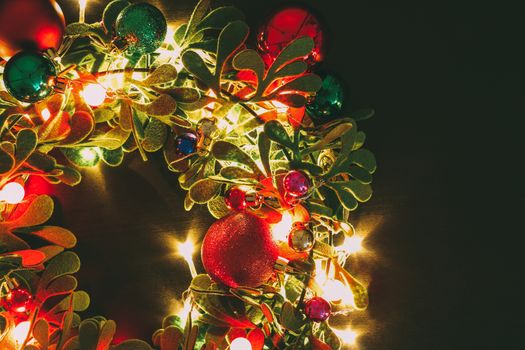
[230, 337, 252, 350]
[0, 182, 25, 204]
[82, 83, 107, 107]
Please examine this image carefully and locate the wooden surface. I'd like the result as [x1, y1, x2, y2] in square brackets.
[49, 1, 523, 348]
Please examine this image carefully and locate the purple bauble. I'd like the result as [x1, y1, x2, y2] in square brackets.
[304, 297, 331, 322]
[283, 170, 311, 198]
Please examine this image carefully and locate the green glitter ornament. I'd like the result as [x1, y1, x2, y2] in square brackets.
[3, 51, 57, 103]
[114, 2, 167, 55]
[307, 73, 344, 118]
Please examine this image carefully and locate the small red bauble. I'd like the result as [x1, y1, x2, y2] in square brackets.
[283, 170, 311, 198]
[304, 296, 331, 322]
[201, 211, 279, 288]
[1, 287, 33, 313]
[257, 6, 324, 66]
[0, 0, 65, 58]
[224, 188, 247, 211]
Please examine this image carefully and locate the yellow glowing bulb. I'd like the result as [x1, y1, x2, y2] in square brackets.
[322, 279, 347, 302]
[341, 235, 364, 255]
[177, 239, 198, 278]
[333, 328, 358, 346]
[0, 182, 25, 204]
[13, 321, 31, 345]
[271, 212, 294, 242]
[79, 0, 87, 23]
[230, 337, 252, 350]
[82, 83, 107, 107]
[41, 108, 51, 121]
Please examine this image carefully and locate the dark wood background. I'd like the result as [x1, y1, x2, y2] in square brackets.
[46, 0, 523, 349]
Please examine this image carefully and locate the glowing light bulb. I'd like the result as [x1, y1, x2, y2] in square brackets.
[13, 321, 31, 345]
[230, 337, 252, 350]
[323, 279, 347, 302]
[340, 235, 364, 255]
[79, 148, 99, 163]
[271, 211, 294, 242]
[333, 328, 358, 346]
[177, 239, 197, 277]
[41, 108, 51, 121]
[79, 0, 87, 23]
[82, 83, 107, 107]
[0, 182, 25, 204]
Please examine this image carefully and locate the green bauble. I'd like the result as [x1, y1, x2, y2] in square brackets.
[115, 3, 167, 55]
[103, 0, 131, 32]
[307, 73, 344, 118]
[3, 51, 57, 103]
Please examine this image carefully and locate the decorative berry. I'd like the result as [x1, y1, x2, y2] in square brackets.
[257, 6, 324, 66]
[288, 224, 314, 252]
[283, 170, 311, 198]
[304, 296, 331, 322]
[1, 287, 33, 313]
[201, 212, 279, 288]
[3, 51, 57, 103]
[174, 133, 198, 157]
[225, 188, 247, 211]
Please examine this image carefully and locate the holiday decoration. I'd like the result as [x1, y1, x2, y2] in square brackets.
[305, 297, 332, 322]
[0, 0, 376, 349]
[0, 0, 65, 58]
[283, 170, 311, 198]
[307, 73, 345, 118]
[175, 133, 198, 157]
[257, 6, 324, 66]
[114, 2, 167, 55]
[2, 51, 57, 102]
[288, 223, 315, 252]
[201, 212, 279, 288]
[224, 187, 247, 211]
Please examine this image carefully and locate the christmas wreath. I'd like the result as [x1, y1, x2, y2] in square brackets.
[0, 1, 377, 349]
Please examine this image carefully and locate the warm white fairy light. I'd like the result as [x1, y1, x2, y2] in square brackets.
[79, 0, 87, 23]
[230, 337, 252, 350]
[177, 239, 198, 278]
[13, 321, 31, 347]
[79, 147, 99, 163]
[82, 83, 107, 107]
[340, 235, 364, 255]
[0, 182, 25, 204]
[40, 108, 51, 121]
[271, 211, 294, 242]
[333, 327, 359, 346]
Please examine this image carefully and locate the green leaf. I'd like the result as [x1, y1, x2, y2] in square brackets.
[348, 165, 373, 184]
[258, 131, 272, 176]
[26, 152, 57, 172]
[112, 340, 153, 350]
[348, 149, 377, 173]
[15, 129, 37, 164]
[269, 36, 314, 72]
[212, 141, 263, 176]
[274, 94, 307, 108]
[100, 147, 124, 167]
[276, 74, 322, 94]
[33, 319, 49, 348]
[304, 202, 333, 218]
[351, 108, 375, 121]
[103, 0, 131, 32]
[79, 319, 99, 350]
[184, 0, 211, 41]
[182, 50, 215, 89]
[274, 61, 308, 79]
[39, 252, 81, 288]
[61, 111, 95, 145]
[263, 120, 294, 149]
[14, 226, 77, 248]
[0, 145, 14, 174]
[325, 183, 358, 211]
[304, 122, 354, 154]
[207, 196, 230, 219]
[9, 195, 54, 228]
[233, 49, 265, 87]
[189, 179, 221, 204]
[82, 127, 129, 150]
[331, 180, 373, 202]
[138, 64, 178, 86]
[280, 301, 306, 332]
[215, 21, 249, 80]
[97, 320, 117, 350]
[62, 147, 100, 167]
[196, 6, 245, 31]
[220, 166, 256, 179]
[44, 275, 78, 298]
[134, 95, 177, 117]
[142, 118, 168, 152]
[94, 108, 116, 123]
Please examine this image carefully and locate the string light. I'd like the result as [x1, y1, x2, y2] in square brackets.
[230, 337, 252, 350]
[339, 235, 364, 255]
[177, 239, 197, 278]
[322, 279, 348, 303]
[0, 182, 25, 204]
[79, 0, 87, 23]
[271, 211, 294, 242]
[82, 83, 107, 107]
[40, 108, 51, 122]
[79, 147, 99, 163]
[13, 321, 31, 346]
[333, 327, 359, 346]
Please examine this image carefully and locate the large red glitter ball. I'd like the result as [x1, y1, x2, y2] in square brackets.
[0, 0, 65, 58]
[201, 212, 279, 288]
[1, 287, 33, 313]
[257, 6, 324, 66]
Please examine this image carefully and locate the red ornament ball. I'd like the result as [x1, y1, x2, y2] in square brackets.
[283, 170, 311, 198]
[225, 187, 247, 211]
[257, 6, 324, 66]
[304, 297, 331, 322]
[1, 287, 33, 313]
[0, 0, 65, 58]
[201, 211, 279, 288]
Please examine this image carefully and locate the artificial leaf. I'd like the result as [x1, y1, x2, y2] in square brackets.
[134, 95, 177, 117]
[94, 108, 116, 123]
[33, 319, 49, 348]
[14, 226, 77, 248]
[182, 50, 215, 89]
[15, 128, 38, 164]
[233, 49, 265, 88]
[215, 21, 249, 79]
[100, 148, 124, 167]
[196, 6, 245, 31]
[142, 118, 168, 152]
[39, 252, 81, 289]
[0, 147, 14, 174]
[212, 141, 263, 176]
[258, 132, 272, 176]
[56, 165, 82, 186]
[138, 64, 178, 86]
[8, 195, 54, 228]
[276, 74, 322, 94]
[263, 120, 294, 149]
[61, 111, 95, 145]
[189, 179, 221, 204]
